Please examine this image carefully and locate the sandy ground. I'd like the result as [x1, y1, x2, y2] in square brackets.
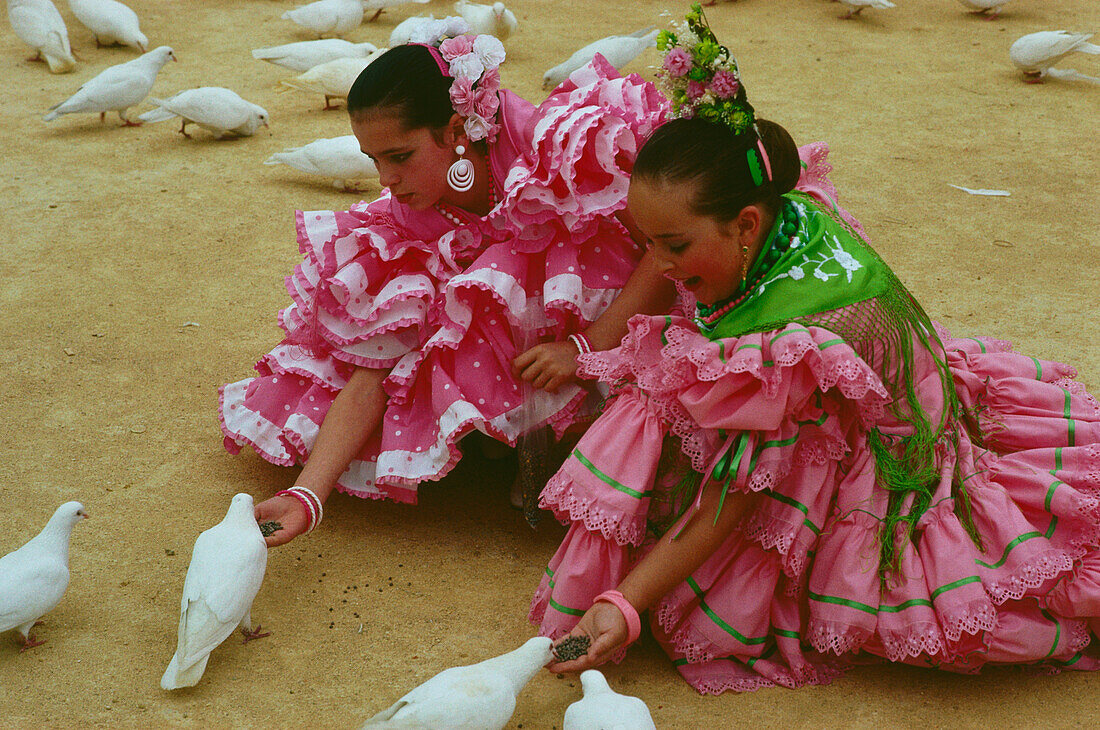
[2, 0, 1099, 727]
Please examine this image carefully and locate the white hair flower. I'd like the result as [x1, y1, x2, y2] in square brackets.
[449, 52, 485, 81]
[472, 35, 506, 69]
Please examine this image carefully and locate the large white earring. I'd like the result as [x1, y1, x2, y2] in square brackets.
[446, 144, 474, 192]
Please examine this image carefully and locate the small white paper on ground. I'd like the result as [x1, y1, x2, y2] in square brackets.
[949, 184, 1010, 197]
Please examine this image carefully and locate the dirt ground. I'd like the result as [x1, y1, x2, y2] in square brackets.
[2, 0, 1099, 727]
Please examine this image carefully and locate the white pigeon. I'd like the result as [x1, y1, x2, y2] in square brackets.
[67, 0, 146, 52]
[362, 0, 431, 24]
[563, 670, 656, 730]
[0, 501, 88, 652]
[252, 38, 378, 72]
[265, 135, 378, 190]
[454, 1, 516, 40]
[1010, 31, 1100, 84]
[542, 27, 658, 91]
[360, 636, 554, 729]
[282, 0, 363, 39]
[137, 87, 269, 138]
[389, 13, 435, 46]
[43, 45, 176, 125]
[7, 0, 76, 73]
[838, 0, 895, 20]
[161, 493, 269, 690]
[279, 52, 383, 109]
[956, 0, 1012, 20]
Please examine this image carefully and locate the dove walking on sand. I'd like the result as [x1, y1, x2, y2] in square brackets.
[563, 670, 656, 730]
[138, 87, 269, 138]
[454, 1, 516, 40]
[542, 27, 658, 91]
[7, 0, 76, 73]
[161, 493, 269, 690]
[362, 0, 431, 24]
[838, 0, 896, 20]
[43, 45, 176, 125]
[0, 502, 88, 652]
[282, 0, 363, 38]
[1010, 31, 1100, 84]
[956, 0, 1012, 20]
[279, 52, 383, 109]
[67, 0, 146, 52]
[360, 636, 554, 729]
[252, 38, 377, 72]
[265, 134, 378, 189]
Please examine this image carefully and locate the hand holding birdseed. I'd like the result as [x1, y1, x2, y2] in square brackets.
[253, 494, 311, 547]
[547, 602, 628, 673]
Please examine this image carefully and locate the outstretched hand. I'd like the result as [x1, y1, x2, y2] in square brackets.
[254, 494, 311, 548]
[546, 601, 629, 673]
[513, 341, 579, 393]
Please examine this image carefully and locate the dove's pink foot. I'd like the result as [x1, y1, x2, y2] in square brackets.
[121, 119, 142, 127]
[240, 626, 272, 644]
[367, 8, 383, 21]
[99, 112, 107, 123]
[323, 96, 340, 111]
[27, 52, 44, 62]
[20, 635, 46, 653]
[178, 121, 192, 139]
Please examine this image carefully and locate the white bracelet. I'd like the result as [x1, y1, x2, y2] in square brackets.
[289, 486, 324, 531]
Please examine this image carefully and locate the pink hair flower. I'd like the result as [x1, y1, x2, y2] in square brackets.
[710, 70, 740, 99]
[478, 67, 501, 94]
[463, 114, 495, 142]
[686, 80, 707, 101]
[663, 47, 692, 77]
[439, 34, 474, 61]
[472, 85, 499, 119]
[449, 75, 476, 117]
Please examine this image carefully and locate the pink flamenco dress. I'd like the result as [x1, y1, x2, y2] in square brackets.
[218, 56, 670, 503]
[530, 190, 1100, 693]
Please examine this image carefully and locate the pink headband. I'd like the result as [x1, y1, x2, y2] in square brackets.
[755, 138, 773, 183]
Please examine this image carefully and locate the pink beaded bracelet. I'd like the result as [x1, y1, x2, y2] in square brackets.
[594, 589, 641, 645]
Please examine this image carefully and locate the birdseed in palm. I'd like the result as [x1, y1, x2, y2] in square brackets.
[553, 635, 591, 662]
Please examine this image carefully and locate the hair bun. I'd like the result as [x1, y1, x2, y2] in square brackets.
[757, 120, 800, 196]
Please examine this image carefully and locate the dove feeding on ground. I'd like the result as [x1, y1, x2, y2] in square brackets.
[838, 0, 896, 19]
[542, 27, 658, 91]
[562, 670, 657, 730]
[161, 493, 269, 690]
[454, 1, 516, 40]
[956, 0, 1012, 20]
[282, 0, 363, 38]
[252, 38, 377, 72]
[265, 134, 378, 189]
[1010, 31, 1100, 84]
[7, 0, 76, 73]
[362, 0, 431, 23]
[43, 45, 176, 124]
[360, 636, 554, 729]
[137, 87, 269, 138]
[279, 51, 383, 109]
[0, 501, 87, 652]
[67, 0, 146, 52]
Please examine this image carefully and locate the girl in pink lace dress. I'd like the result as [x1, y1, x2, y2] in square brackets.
[533, 10, 1100, 694]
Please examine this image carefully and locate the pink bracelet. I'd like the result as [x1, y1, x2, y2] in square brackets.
[593, 589, 641, 645]
[568, 333, 592, 356]
[275, 489, 317, 533]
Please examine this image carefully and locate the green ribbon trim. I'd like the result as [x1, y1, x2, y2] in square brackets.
[572, 448, 649, 499]
[1055, 653, 1082, 667]
[974, 531, 1042, 569]
[808, 575, 982, 615]
[762, 490, 821, 535]
[1045, 479, 1063, 512]
[968, 337, 987, 354]
[747, 148, 764, 187]
[1063, 389, 1076, 447]
[1040, 609, 1061, 659]
[548, 596, 586, 617]
[930, 575, 982, 599]
[1046, 516, 1058, 540]
[1054, 447, 1064, 473]
[1030, 356, 1043, 381]
[687, 577, 769, 645]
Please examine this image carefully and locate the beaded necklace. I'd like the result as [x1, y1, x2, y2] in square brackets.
[694, 200, 801, 334]
[434, 159, 498, 228]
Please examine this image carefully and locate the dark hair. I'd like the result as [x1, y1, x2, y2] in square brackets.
[632, 118, 800, 222]
[347, 45, 453, 129]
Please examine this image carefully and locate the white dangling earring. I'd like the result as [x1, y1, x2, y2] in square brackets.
[446, 144, 474, 193]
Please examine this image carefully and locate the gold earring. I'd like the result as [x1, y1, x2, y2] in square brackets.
[740, 244, 750, 282]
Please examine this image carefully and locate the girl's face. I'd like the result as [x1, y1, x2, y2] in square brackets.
[627, 178, 750, 306]
[352, 110, 457, 210]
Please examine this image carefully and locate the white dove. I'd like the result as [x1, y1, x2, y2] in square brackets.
[252, 38, 378, 72]
[0, 501, 88, 652]
[956, 0, 1011, 20]
[362, 0, 431, 24]
[279, 52, 383, 109]
[563, 670, 656, 730]
[1010, 31, 1100, 84]
[542, 27, 658, 91]
[360, 636, 554, 729]
[265, 135, 378, 190]
[7, 0, 76, 73]
[282, 0, 363, 39]
[137, 87, 269, 138]
[43, 45, 176, 125]
[838, 0, 896, 20]
[454, 1, 516, 40]
[67, 0, 146, 52]
[389, 14, 435, 47]
[160, 493, 269, 690]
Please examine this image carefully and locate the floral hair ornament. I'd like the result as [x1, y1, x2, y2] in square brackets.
[656, 3, 772, 186]
[408, 16, 506, 144]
